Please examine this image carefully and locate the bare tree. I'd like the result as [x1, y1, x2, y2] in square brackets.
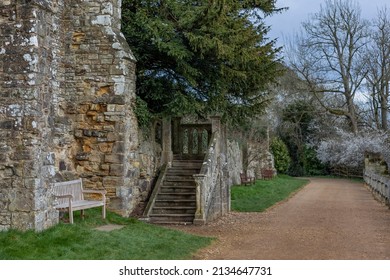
[287, 0, 370, 133]
[364, 6, 390, 131]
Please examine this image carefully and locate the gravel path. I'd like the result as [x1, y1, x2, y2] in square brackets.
[167, 178, 390, 260]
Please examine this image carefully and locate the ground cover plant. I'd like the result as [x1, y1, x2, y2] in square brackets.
[231, 175, 309, 212]
[0, 209, 212, 260]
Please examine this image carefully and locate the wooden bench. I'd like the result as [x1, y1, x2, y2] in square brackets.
[240, 173, 255, 185]
[53, 179, 106, 224]
[261, 169, 274, 180]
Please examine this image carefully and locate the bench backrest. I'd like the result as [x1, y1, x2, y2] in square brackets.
[53, 179, 84, 204]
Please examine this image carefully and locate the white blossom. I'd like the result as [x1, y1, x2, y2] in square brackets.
[316, 129, 388, 168]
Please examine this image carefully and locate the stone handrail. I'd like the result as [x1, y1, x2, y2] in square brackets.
[193, 131, 221, 224]
[363, 170, 390, 207]
[141, 163, 168, 220]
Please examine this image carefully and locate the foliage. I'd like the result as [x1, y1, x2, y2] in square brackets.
[231, 175, 309, 212]
[270, 137, 291, 173]
[134, 96, 153, 128]
[122, 0, 283, 123]
[0, 209, 212, 260]
[302, 146, 328, 176]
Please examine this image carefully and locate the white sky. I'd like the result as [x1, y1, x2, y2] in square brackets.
[266, 0, 389, 48]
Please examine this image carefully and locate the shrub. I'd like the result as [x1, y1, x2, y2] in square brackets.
[271, 137, 291, 174]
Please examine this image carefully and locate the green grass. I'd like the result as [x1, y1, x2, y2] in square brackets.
[0, 209, 212, 260]
[231, 175, 309, 212]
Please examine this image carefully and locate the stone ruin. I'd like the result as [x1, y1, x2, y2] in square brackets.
[0, 0, 276, 231]
[0, 0, 140, 231]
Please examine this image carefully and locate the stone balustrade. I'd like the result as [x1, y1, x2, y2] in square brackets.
[363, 170, 390, 207]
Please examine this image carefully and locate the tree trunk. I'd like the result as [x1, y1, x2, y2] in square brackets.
[381, 82, 389, 131]
[346, 94, 359, 134]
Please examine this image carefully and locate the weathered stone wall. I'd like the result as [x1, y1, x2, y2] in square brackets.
[227, 140, 243, 185]
[247, 142, 275, 178]
[0, 0, 139, 231]
[131, 125, 162, 216]
[226, 139, 275, 186]
[1, 0, 62, 231]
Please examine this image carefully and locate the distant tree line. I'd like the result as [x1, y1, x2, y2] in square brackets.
[272, 0, 390, 176]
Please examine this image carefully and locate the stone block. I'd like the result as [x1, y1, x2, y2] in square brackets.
[103, 176, 123, 188]
[109, 95, 126, 105]
[11, 212, 35, 231]
[112, 141, 125, 153]
[76, 152, 90, 161]
[98, 142, 113, 153]
[8, 189, 34, 212]
[109, 164, 124, 176]
[0, 120, 14, 129]
[104, 153, 124, 163]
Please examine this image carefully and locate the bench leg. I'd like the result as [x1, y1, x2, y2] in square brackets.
[81, 210, 85, 220]
[69, 209, 74, 224]
[102, 205, 106, 219]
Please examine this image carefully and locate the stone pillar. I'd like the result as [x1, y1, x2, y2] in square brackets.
[210, 116, 222, 134]
[172, 117, 182, 155]
[161, 117, 173, 166]
[193, 174, 206, 225]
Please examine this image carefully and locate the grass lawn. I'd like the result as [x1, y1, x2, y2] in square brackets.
[231, 175, 309, 212]
[0, 209, 212, 260]
[1, 175, 308, 259]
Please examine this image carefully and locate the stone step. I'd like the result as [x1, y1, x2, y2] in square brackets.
[155, 199, 196, 207]
[166, 169, 200, 175]
[157, 192, 196, 200]
[149, 213, 195, 224]
[171, 161, 203, 168]
[146, 158, 203, 225]
[160, 185, 196, 193]
[165, 175, 195, 181]
[163, 180, 196, 187]
[151, 206, 196, 215]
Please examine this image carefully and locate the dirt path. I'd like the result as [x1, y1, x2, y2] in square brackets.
[167, 178, 390, 260]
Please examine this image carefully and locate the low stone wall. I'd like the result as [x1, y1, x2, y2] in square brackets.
[364, 171, 390, 207]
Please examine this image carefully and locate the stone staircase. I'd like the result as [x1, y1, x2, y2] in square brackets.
[148, 159, 203, 224]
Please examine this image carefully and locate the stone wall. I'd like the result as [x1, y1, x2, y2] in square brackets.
[226, 139, 275, 186]
[0, 0, 139, 231]
[227, 140, 243, 185]
[131, 125, 162, 216]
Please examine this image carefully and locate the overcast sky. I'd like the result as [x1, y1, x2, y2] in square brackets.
[266, 0, 389, 48]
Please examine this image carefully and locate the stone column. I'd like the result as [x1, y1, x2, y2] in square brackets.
[172, 117, 182, 155]
[161, 117, 173, 166]
[193, 174, 206, 225]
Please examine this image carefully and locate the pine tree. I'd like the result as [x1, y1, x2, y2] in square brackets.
[122, 0, 283, 122]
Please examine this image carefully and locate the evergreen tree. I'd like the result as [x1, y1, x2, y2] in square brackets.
[122, 0, 283, 122]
